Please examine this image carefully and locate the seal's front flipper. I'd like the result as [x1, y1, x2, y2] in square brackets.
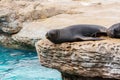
[82, 37, 104, 41]
[75, 36, 104, 41]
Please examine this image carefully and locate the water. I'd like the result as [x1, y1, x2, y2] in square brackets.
[0, 46, 62, 80]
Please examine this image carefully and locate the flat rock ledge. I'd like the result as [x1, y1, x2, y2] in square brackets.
[36, 39, 120, 80]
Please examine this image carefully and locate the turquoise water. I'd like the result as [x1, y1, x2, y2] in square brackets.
[0, 46, 62, 80]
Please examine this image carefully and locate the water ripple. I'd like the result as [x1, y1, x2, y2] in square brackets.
[0, 46, 62, 80]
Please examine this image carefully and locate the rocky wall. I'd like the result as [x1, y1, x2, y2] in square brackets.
[36, 39, 120, 80]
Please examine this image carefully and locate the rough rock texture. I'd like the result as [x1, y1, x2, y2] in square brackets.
[0, 8, 22, 34]
[0, 0, 120, 50]
[36, 39, 120, 80]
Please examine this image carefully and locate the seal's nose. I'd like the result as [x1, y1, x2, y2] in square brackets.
[45, 33, 49, 39]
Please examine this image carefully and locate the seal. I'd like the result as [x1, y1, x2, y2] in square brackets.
[107, 23, 120, 38]
[46, 24, 107, 44]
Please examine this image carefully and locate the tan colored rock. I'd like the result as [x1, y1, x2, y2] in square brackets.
[0, 8, 22, 34]
[1, 20, 22, 34]
[36, 38, 120, 80]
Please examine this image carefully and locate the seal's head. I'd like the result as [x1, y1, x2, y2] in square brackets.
[46, 29, 60, 44]
[107, 23, 120, 38]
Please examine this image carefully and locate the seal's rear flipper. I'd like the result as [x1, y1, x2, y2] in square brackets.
[75, 36, 104, 41]
[91, 32, 107, 37]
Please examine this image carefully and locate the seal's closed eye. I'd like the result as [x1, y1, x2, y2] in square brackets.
[49, 31, 57, 37]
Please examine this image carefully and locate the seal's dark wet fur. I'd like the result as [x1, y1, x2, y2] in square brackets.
[107, 23, 120, 38]
[46, 24, 107, 44]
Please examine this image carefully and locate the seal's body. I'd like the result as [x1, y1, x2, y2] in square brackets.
[107, 23, 120, 38]
[46, 24, 107, 44]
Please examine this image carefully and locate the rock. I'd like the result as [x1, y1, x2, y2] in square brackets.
[0, 8, 22, 34]
[1, 20, 22, 34]
[36, 39, 120, 80]
[18, 3, 65, 21]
